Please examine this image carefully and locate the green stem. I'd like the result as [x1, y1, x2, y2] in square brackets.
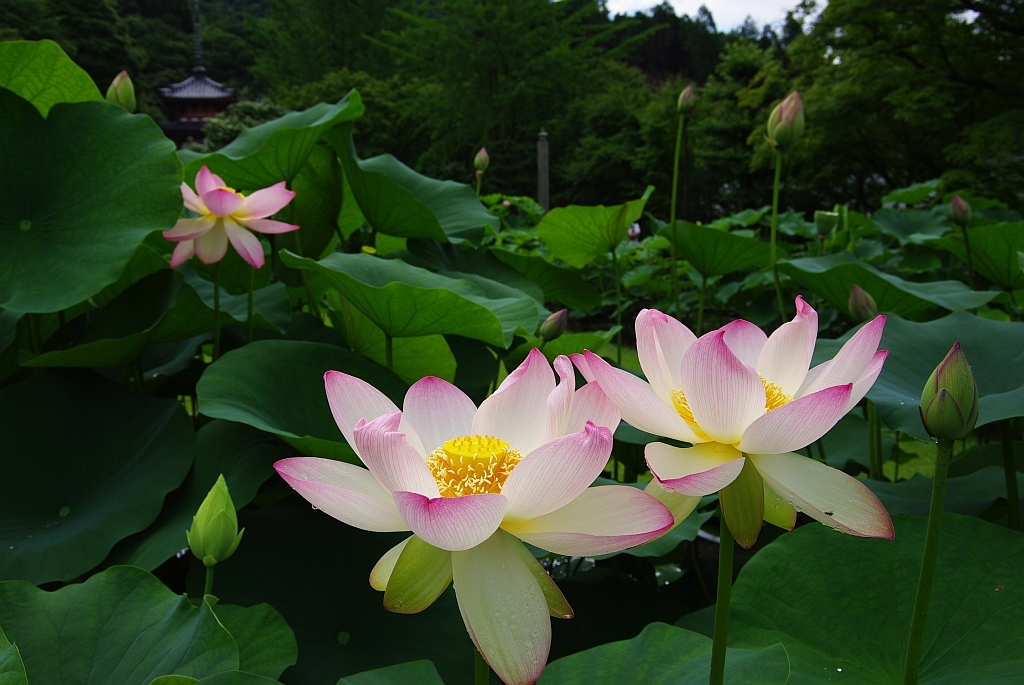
[293, 230, 321, 319]
[960, 221, 975, 289]
[204, 564, 215, 597]
[213, 262, 221, 361]
[474, 649, 489, 685]
[385, 334, 393, 371]
[610, 248, 623, 365]
[669, 113, 684, 316]
[27, 313, 42, 354]
[903, 438, 953, 685]
[682, 115, 690, 222]
[696, 274, 707, 335]
[1002, 421, 1020, 530]
[709, 518, 734, 685]
[866, 400, 881, 480]
[770, 150, 786, 321]
[475, 173, 482, 198]
[246, 265, 255, 344]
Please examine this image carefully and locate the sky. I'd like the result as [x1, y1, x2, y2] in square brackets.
[604, 0, 798, 32]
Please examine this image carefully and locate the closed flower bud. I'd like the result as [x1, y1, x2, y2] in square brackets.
[766, 91, 804, 148]
[105, 70, 136, 112]
[474, 147, 489, 172]
[677, 84, 696, 113]
[539, 308, 568, 341]
[920, 342, 978, 441]
[186, 475, 244, 567]
[848, 284, 878, 321]
[949, 195, 972, 227]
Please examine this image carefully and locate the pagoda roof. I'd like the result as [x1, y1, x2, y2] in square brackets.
[159, 67, 236, 102]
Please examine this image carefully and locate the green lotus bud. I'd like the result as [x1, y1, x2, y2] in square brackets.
[949, 195, 972, 227]
[766, 91, 804, 148]
[814, 210, 840, 235]
[474, 147, 489, 172]
[186, 475, 244, 567]
[677, 84, 696, 113]
[848, 284, 878, 321]
[540, 308, 568, 341]
[920, 342, 978, 441]
[105, 70, 136, 113]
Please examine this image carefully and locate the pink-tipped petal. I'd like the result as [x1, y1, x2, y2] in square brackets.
[847, 350, 888, 411]
[749, 452, 895, 539]
[324, 370, 400, 450]
[352, 412, 441, 497]
[181, 182, 205, 213]
[169, 240, 195, 268]
[542, 356, 576, 443]
[680, 331, 766, 444]
[195, 165, 225, 195]
[393, 491, 507, 552]
[398, 376, 477, 455]
[636, 309, 697, 403]
[163, 217, 213, 241]
[274, 457, 407, 532]
[757, 296, 818, 395]
[473, 347, 554, 454]
[570, 353, 594, 382]
[369, 537, 411, 591]
[238, 217, 301, 234]
[224, 220, 265, 269]
[721, 319, 768, 368]
[739, 384, 853, 455]
[452, 532, 550, 685]
[583, 350, 699, 443]
[502, 421, 613, 521]
[565, 382, 620, 434]
[237, 181, 296, 219]
[646, 442, 746, 496]
[502, 486, 674, 556]
[200, 188, 244, 217]
[193, 222, 229, 264]
[644, 479, 701, 525]
[798, 315, 886, 397]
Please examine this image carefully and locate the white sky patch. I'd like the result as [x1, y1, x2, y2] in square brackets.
[604, 0, 798, 32]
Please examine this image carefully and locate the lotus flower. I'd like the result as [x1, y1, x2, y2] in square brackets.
[163, 165, 299, 269]
[274, 349, 675, 685]
[576, 297, 893, 547]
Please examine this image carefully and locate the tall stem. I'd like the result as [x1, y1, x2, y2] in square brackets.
[696, 274, 707, 335]
[669, 113, 684, 316]
[709, 518, 734, 685]
[293, 230, 321, 319]
[866, 400, 881, 480]
[960, 221, 975, 289]
[770, 150, 786, 321]
[610, 248, 623, 365]
[1002, 420, 1020, 530]
[27, 313, 42, 354]
[682, 116, 690, 222]
[213, 262, 222, 361]
[474, 649, 489, 685]
[204, 564, 215, 597]
[475, 173, 482, 198]
[384, 333, 393, 371]
[903, 438, 953, 685]
[246, 265, 255, 344]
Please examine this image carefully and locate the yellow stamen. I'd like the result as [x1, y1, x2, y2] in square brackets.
[671, 389, 711, 441]
[217, 185, 246, 200]
[426, 435, 523, 498]
[761, 376, 792, 411]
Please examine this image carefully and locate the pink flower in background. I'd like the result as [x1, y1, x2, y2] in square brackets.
[275, 349, 675, 685]
[162, 165, 299, 269]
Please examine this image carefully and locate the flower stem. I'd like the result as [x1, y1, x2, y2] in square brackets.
[293, 230, 321, 319]
[866, 400, 881, 480]
[696, 274, 707, 335]
[246, 265, 255, 344]
[770, 149, 786, 322]
[1002, 421, 1020, 530]
[204, 564, 215, 597]
[669, 113, 684, 316]
[903, 437, 953, 685]
[474, 648, 489, 685]
[475, 174, 482, 198]
[960, 221, 975, 289]
[384, 333, 393, 371]
[610, 247, 623, 366]
[27, 313, 42, 354]
[709, 517, 734, 685]
[213, 261, 221, 361]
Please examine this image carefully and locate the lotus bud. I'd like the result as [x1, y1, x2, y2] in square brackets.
[814, 210, 840, 236]
[920, 342, 979, 441]
[677, 84, 696, 113]
[105, 70, 136, 112]
[474, 147, 489, 172]
[848, 285, 878, 321]
[186, 475, 244, 568]
[766, 91, 804, 148]
[949, 195, 972, 227]
[539, 308, 568, 342]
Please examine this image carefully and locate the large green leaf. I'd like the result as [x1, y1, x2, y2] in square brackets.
[490, 249, 599, 310]
[0, 40, 101, 116]
[406, 240, 545, 305]
[196, 340, 407, 462]
[213, 604, 297, 680]
[865, 467, 1024, 517]
[872, 208, 951, 245]
[658, 222, 773, 278]
[150, 674, 279, 685]
[105, 420, 290, 571]
[0, 90, 181, 313]
[326, 124, 497, 244]
[183, 94, 364, 188]
[778, 252, 996, 318]
[882, 179, 941, 205]
[0, 625, 28, 685]
[0, 566, 238, 683]
[0, 370, 194, 584]
[539, 623, 789, 684]
[932, 222, 1024, 290]
[537, 187, 655, 268]
[814, 312, 1024, 440]
[730, 514, 1024, 684]
[282, 251, 538, 347]
[336, 661, 445, 685]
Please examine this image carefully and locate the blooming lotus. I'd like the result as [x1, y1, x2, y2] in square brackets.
[275, 349, 675, 685]
[162, 165, 299, 269]
[577, 297, 893, 547]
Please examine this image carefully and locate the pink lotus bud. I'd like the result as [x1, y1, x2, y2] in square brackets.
[949, 195, 972, 227]
[474, 147, 489, 172]
[766, 91, 804, 147]
[848, 284, 878, 321]
[105, 70, 136, 112]
[539, 309, 568, 341]
[677, 84, 696, 113]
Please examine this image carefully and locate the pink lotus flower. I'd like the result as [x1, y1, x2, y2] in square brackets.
[577, 297, 893, 544]
[162, 165, 299, 269]
[275, 349, 675, 685]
